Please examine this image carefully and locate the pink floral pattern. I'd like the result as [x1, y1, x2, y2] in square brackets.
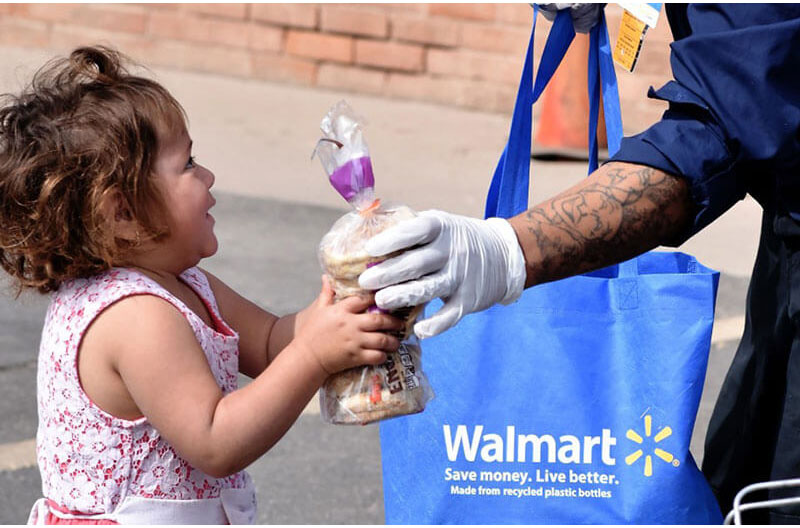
[36, 267, 252, 515]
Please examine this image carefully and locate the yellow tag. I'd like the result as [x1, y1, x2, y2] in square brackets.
[613, 10, 648, 73]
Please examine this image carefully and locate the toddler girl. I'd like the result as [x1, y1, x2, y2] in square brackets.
[0, 46, 402, 524]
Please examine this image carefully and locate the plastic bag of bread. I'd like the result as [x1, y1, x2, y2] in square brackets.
[314, 101, 434, 425]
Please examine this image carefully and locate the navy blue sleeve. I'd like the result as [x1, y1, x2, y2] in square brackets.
[609, 4, 800, 245]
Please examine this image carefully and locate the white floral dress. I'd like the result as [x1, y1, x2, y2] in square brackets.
[29, 267, 256, 524]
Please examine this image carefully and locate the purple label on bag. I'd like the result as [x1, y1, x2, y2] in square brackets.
[329, 156, 374, 202]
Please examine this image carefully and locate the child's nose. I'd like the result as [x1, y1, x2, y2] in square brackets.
[202, 166, 215, 189]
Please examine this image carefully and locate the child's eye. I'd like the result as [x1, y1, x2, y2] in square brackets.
[185, 155, 196, 170]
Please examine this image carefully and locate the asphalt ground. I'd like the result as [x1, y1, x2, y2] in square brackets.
[0, 45, 760, 523]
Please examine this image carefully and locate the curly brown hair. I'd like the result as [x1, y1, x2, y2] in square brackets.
[0, 46, 187, 293]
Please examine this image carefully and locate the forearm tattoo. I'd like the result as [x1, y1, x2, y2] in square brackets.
[519, 163, 692, 286]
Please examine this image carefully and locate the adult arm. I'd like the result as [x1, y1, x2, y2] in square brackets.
[510, 161, 691, 287]
[360, 162, 693, 338]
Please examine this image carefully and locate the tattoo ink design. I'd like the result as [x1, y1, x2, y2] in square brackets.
[522, 164, 691, 285]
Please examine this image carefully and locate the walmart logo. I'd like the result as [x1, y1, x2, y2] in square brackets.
[624, 414, 679, 476]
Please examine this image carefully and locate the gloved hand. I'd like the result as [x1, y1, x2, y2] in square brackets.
[538, 3, 605, 34]
[358, 210, 527, 339]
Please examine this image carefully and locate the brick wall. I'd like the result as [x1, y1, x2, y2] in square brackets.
[0, 3, 673, 134]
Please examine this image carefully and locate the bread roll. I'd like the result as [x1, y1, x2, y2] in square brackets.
[318, 203, 433, 425]
[320, 343, 427, 425]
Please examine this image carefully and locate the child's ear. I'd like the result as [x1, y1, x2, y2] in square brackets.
[100, 191, 138, 241]
[114, 201, 133, 222]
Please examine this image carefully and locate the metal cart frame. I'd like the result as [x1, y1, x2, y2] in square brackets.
[725, 478, 800, 524]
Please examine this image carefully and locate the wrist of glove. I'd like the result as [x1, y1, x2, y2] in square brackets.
[486, 217, 527, 306]
[358, 210, 527, 339]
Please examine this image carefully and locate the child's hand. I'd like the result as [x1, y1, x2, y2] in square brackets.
[295, 276, 404, 375]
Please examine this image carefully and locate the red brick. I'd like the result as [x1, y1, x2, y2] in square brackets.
[251, 52, 317, 84]
[130, 3, 177, 10]
[149, 10, 253, 48]
[207, 19, 251, 48]
[149, 10, 213, 42]
[494, 3, 533, 26]
[363, 3, 426, 14]
[251, 4, 318, 29]
[459, 79, 516, 113]
[391, 14, 459, 47]
[532, 26, 550, 61]
[180, 3, 248, 20]
[615, 71, 668, 132]
[427, 49, 521, 85]
[0, 5, 12, 14]
[617, 69, 666, 100]
[286, 30, 352, 63]
[622, 100, 664, 135]
[387, 72, 517, 115]
[429, 3, 495, 21]
[140, 39, 194, 70]
[17, 4, 147, 34]
[0, 16, 50, 48]
[460, 22, 530, 54]
[427, 49, 458, 76]
[248, 24, 283, 52]
[385, 72, 468, 107]
[631, 36, 673, 76]
[355, 39, 424, 72]
[49, 23, 153, 61]
[147, 40, 252, 77]
[317, 63, 386, 95]
[320, 6, 388, 38]
[386, 72, 449, 102]
[11, 4, 82, 22]
[85, 5, 148, 33]
[530, 13, 557, 64]
[194, 44, 253, 77]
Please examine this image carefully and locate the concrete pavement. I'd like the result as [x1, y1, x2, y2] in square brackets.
[0, 44, 761, 523]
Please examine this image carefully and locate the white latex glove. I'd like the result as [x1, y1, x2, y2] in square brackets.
[358, 210, 527, 339]
[538, 3, 605, 34]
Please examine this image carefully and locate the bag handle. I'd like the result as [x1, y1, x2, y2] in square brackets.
[485, 6, 623, 220]
[587, 12, 634, 278]
[588, 10, 623, 173]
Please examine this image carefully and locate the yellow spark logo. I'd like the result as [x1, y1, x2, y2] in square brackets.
[624, 414, 677, 477]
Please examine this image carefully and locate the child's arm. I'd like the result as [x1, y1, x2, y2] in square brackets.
[85, 278, 403, 478]
[200, 268, 312, 378]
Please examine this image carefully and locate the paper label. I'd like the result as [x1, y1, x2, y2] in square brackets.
[613, 10, 648, 73]
[399, 345, 420, 390]
[617, 2, 661, 28]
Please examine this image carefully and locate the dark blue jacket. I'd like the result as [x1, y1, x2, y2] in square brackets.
[613, 5, 800, 522]
[611, 4, 800, 243]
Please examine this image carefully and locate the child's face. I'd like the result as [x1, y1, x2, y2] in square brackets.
[151, 125, 218, 268]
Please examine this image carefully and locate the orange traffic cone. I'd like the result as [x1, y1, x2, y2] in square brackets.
[533, 33, 607, 160]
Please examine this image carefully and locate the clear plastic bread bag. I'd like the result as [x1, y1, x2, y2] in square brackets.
[314, 101, 434, 425]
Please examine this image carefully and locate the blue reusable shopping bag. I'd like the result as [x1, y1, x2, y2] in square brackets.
[380, 8, 724, 524]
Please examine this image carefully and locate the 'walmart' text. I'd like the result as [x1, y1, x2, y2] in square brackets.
[443, 425, 617, 465]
